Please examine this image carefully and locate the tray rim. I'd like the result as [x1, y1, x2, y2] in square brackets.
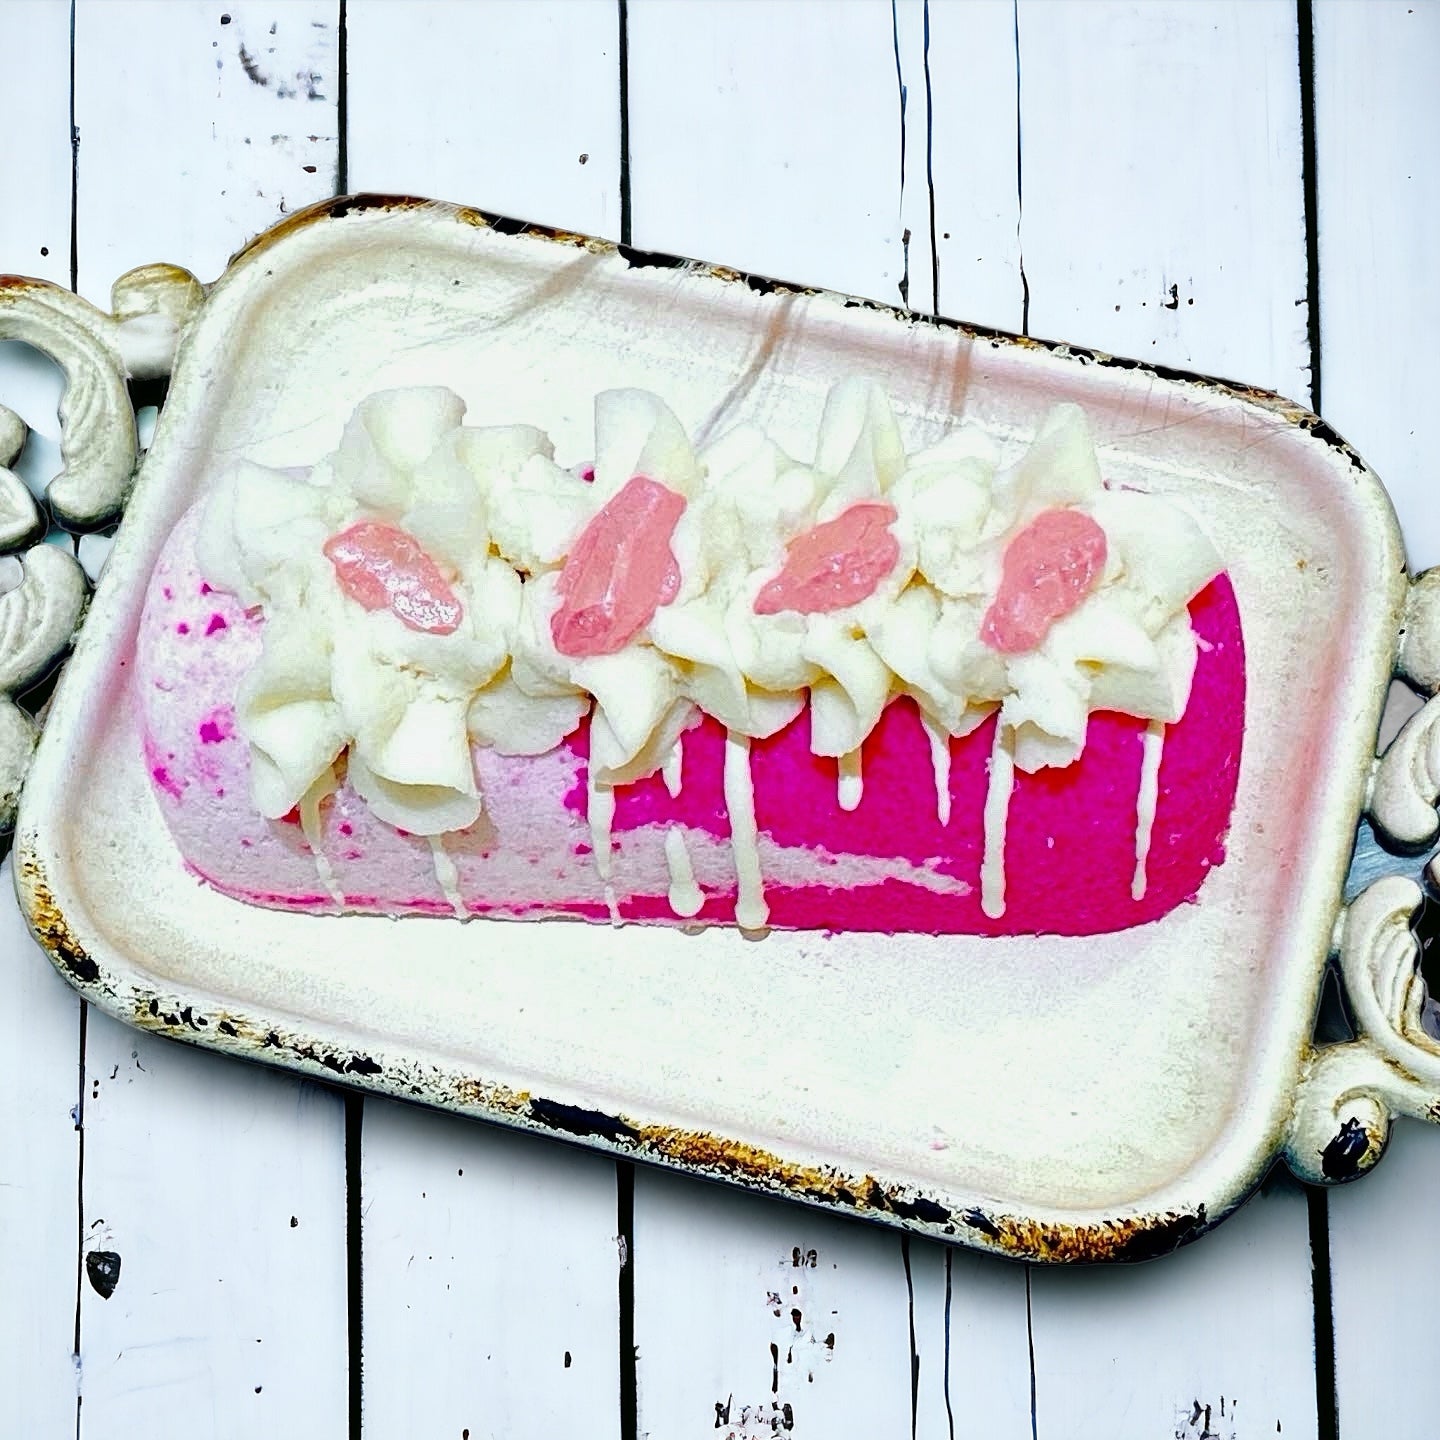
[11, 192, 1411, 1264]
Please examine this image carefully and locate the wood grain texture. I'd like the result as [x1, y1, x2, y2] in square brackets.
[72, 0, 342, 296]
[1313, 0, 1440, 568]
[1016, 0, 1310, 398]
[0, 7, 85, 1434]
[76, 1028, 348, 1439]
[1016, 6, 1320, 1437]
[67, 7, 350, 1437]
[627, 0, 906, 299]
[1317, 5, 1440, 1436]
[346, 0, 622, 236]
[1030, 1181, 1319, 1440]
[625, 7, 1034, 1437]
[345, 7, 624, 1434]
[0, 861, 82, 1438]
[632, 1171, 922, 1440]
[896, 0, 1023, 330]
[359, 1102, 621, 1440]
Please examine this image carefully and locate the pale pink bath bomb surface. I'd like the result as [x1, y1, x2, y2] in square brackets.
[138, 504, 1244, 935]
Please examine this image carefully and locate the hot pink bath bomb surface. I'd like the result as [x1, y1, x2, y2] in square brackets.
[138, 503, 1244, 935]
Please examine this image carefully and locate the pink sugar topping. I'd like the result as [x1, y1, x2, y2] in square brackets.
[981, 507, 1107, 654]
[205, 612, 228, 635]
[551, 475, 686, 657]
[753, 501, 900, 616]
[323, 521, 463, 636]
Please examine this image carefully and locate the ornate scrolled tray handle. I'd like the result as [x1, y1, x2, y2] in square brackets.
[1288, 567, 1440, 1183]
[0, 265, 203, 832]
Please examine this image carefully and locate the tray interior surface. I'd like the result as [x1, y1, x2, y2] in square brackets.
[22, 204, 1403, 1224]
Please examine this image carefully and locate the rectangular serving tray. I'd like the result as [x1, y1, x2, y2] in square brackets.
[10, 196, 1419, 1261]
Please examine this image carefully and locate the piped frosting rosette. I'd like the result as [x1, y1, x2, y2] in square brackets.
[193, 379, 1222, 927]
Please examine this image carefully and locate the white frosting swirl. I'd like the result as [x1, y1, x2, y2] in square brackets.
[194, 383, 1222, 843]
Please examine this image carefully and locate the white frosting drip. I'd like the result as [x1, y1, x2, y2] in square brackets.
[723, 730, 768, 931]
[429, 835, 466, 919]
[1132, 720, 1165, 901]
[923, 714, 952, 827]
[587, 766, 615, 882]
[298, 770, 344, 908]
[664, 827, 704, 918]
[981, 724, 1015, 919]
[662, 738, 684, 799]
[197, 381, 1224, 927]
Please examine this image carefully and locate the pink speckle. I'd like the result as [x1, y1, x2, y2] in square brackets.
[338, 822, 353, 837]
[200, 581, 215, 595]
[162, 585, 174, 600]
[215, 788, 225, 798]
[239, 838, 252, 849]
[151, 765, 183, 800]
[205, 613, 228, 635]
[344, 849, 363, 861]
[197, 706, 234, 745]
[176, 622, 189, 635]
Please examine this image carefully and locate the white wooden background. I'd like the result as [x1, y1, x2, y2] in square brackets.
[1, 1, 1436, 1436]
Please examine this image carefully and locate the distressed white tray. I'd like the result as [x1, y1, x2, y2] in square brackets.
[9, 196, 1440, 1263]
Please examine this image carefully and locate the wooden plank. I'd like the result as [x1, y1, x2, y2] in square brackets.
[344, 6, 625, 1436]
[632, 1171, 916, 1440]
[357, 1104, 622, 1440]
[346, 0, 622, 235]
[0, 860, 81, 1438]
[625, 5, 1034, 1437]
[1315, 5, 1440, 1436]
[1016, 5, 1321, 1436]
[73, 0, 341, 297]
[1030, 1181, 1319, 1439]
[0, 6, 85, 1433]
[1017, 0, 1310, 398]
[898, 0, 1023, 330]
[626, 0, 905, 299]
[69, 6, 350, 1437]
[1313, 0, 1440, 566]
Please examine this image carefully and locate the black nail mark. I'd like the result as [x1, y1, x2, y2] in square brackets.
[85, 1250, 121, 1300]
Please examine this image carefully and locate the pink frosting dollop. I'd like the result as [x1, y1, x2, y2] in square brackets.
[981, 507, 1107, 654]
[323, 521, 463, 636]
[753, 501, 900, 616]
[551, 475, 686, 657]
